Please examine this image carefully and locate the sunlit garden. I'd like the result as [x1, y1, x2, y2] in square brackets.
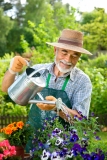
[1, 0, 107, 159]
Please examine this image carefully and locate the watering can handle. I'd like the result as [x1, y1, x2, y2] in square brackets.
[25, 60, 30, 67]
[28, 67, 48, 78]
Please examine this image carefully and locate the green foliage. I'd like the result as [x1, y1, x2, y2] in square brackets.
[20, 19, 57, 61]
[78, 55, 107, 117]
[85, 67, 107, 115]
[4, 0, 79, 57]
[80, 8, 105, 24]
[72, 115, 101, 141]
[80, 8, 107, 53]
[6, 25, 26, 54]
[24, 0, 50, 26]
[71, 115, 107, 155]
[1, 0, 107, 57]
[0, 8, 13, 56]
[88, 53, 107, 69]
[0, 8, 13, 40]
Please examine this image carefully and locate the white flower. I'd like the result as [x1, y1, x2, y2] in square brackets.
[41, 149, 50, 160]
[46, 140, 51, 145]
[51, 152, 63, 160]
[52, 128, 63, 136]
[66, 150, 74, 159]
[55, 137, 63, 146]
[29, 150, 33, 157]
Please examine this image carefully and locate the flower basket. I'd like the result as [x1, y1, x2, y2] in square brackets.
[15, 146, 24, 159]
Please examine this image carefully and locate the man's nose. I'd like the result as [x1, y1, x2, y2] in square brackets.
[65, 53, 71, 62]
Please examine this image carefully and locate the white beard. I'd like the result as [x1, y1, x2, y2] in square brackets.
[54, 57, 74, 74]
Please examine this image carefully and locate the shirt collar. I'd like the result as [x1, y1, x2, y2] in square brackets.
[45, 62, 75, 81]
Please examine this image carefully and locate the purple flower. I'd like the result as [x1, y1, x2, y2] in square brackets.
[38, 142, 44, 148]
[91, 112, 95, 117]
[71, 143, 82, 156]
[59, 148, 68, 157]
[82, 153, 91, 160]
[91, 152, 105, 160]
[95, 136, 101, 140]
[70, 134, 79, 142]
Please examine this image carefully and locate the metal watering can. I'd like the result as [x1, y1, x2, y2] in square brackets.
[8, 67, 47, 106]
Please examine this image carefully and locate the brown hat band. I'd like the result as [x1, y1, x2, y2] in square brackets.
[58, 38, 83, 47]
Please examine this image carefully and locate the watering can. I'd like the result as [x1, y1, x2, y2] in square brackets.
[8, 67, 47, 106]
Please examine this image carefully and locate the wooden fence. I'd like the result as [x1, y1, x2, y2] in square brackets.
[0, 115, 28, 129]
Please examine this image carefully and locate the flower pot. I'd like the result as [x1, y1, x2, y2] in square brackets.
[15, 146, 24, 159]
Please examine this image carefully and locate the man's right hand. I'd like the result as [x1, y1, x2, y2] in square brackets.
[9, 56, 28, 73]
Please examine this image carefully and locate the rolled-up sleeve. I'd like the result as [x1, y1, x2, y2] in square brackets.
[72, 76, 92, 117]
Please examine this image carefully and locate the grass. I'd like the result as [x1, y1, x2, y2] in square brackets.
[97, 131, 107, 141]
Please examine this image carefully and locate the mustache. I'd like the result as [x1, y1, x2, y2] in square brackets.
[60, 60, 72, 66]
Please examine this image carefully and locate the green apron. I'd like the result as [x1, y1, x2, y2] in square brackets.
[26, 73, 72, 152]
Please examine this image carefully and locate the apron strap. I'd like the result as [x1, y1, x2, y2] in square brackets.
[61, 75, 70, 91]
[46, 73, 51, 88]
[46, 73, 70, 91]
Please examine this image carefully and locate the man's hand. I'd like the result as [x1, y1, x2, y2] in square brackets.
[66, 107, 82, 118]
[36, 96, 56, 111]
[9, 56, 29, 73]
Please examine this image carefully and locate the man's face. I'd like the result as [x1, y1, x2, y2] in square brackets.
[54, 47, 81, 73]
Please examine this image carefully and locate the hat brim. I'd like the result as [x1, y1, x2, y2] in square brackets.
[46, 42, 92, 55]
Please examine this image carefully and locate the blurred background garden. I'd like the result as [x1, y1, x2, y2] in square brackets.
[0, 0, 107, 152]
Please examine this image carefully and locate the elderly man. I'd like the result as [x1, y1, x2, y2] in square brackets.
[2, 29, 92, 151]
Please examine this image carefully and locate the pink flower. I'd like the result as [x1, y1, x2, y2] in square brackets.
[0, 139, 10, 148]
[3, 149, 10, 157]
[10, 146, 16, 156]
[0, 140, 16, 158]
[0, 154, 4, 160]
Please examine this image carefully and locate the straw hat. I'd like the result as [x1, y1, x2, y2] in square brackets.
[46, 29, 92, 55]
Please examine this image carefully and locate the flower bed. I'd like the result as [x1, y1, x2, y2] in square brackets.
[30, 113, 107, 160]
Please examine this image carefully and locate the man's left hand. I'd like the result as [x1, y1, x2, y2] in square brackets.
[36, 96, 56, 110]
